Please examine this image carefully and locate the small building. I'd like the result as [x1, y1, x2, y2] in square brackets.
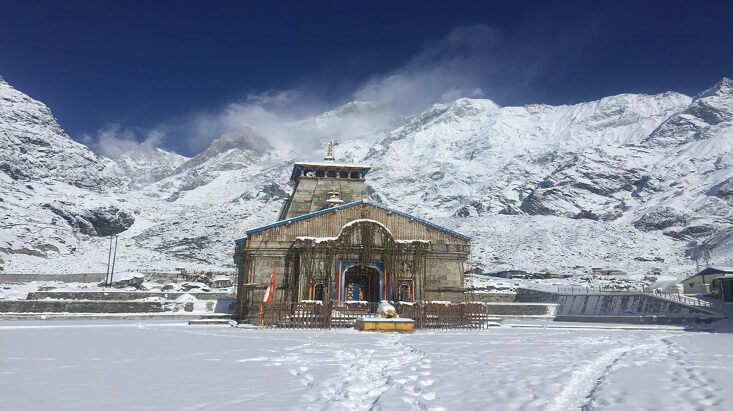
[490, 270, 528, 279]
[710, 275, 733, 302]
[211, 276, 233, 288]
[678, 267, 733, 294]
[233, 143, 471, 321]
[591, 268, 627, 276]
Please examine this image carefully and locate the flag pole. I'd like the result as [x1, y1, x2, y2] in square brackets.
[258, 304, 265, 329]
[259, 263, 277, 329]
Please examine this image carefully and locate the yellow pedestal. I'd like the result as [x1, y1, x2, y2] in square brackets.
[354, 317, 415, 333]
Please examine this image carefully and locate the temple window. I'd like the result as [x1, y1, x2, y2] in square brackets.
[326, 170, 336, 178]
[350, 171, 360, 179]
[339, 171, 349, 178]
[315, 170, 325, 178]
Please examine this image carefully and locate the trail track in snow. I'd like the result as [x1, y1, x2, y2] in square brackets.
[303, 333, 437, 411]
[548, 338, 660, 411]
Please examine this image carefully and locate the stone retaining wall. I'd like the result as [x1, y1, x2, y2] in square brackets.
[467, 292, 517, 303]
[484, 302, 556, 316]
[516, 288, 722, 320]
[554, 315, 713, 324]
[0, 300, 193, 313]
[26, 291, 233, 301]
[0, 313, 231, 321]
[0, 273, 105, 283]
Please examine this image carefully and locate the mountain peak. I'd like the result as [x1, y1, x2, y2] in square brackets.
[0, 74, 117, 189]
[121, 141, 187, 163]
[114, 143, 188, 187]
[209, 126, 272, 154]
[695, 77, 733, 100]
[176, 126, 272, 172]
[643, 78, 733, 147]
[321, 100, 383, 118]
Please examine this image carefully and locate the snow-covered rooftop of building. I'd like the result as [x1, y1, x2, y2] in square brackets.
[211, 276, 232, 282]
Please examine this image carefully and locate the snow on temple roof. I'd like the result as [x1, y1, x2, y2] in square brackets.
[234, 199, 471, 243]
[294, 219, 433, 245]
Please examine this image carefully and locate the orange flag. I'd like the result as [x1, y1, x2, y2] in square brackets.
[263, 263, 277, 304]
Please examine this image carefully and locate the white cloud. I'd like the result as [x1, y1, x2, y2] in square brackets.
[84, 24, 556, 157]
[353, 25, 498, 114]
[165, 90, 399, 154]
[85, 124, 165, 158]
[168, 27, 508, 153]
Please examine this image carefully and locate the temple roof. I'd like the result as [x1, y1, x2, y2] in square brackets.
[289, 161, 371, 180]
[288, 142, 371, 180]
[293, 161, 371, 168]
[235, 199, 471, 243]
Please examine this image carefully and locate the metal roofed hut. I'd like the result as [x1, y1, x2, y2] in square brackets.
[233, 142, 471, 322]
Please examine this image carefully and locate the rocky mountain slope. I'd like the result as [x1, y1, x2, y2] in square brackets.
[360, 87, 731, 273]
[112, 142, 188, 188]
[1, 75, 731, 277]
[0, 75, 133, 264]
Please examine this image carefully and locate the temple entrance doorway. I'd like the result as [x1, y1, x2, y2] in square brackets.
[343, 265, 380, 302]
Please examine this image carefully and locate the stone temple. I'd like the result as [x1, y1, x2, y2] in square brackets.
[234, 143, 471, 319]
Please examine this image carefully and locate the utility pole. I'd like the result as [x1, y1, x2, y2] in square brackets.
[108, 235, 119, 288]
[105, 235, 114, 286]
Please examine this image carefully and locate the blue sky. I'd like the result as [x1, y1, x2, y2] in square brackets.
[1, 1, 731, 156]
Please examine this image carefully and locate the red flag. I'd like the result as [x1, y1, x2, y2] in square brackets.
[263, 263, 277, 304]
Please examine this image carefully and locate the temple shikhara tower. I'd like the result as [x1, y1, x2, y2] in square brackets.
[234, 142, 471, 320]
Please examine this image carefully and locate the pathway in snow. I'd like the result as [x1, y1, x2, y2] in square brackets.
[549, 336, 664, 410]
[300, 333, 436, 411]
[585, 333, 728, 409]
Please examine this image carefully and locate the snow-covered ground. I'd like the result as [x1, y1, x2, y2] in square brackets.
[1, 321, 731, 410]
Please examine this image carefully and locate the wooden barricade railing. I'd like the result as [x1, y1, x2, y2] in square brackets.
[245, 301, 496, 329]
[331, 301, 376, 328]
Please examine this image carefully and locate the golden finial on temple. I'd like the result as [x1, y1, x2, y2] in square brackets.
[324, 140, 335, 161]
[326, 184, 344, 207]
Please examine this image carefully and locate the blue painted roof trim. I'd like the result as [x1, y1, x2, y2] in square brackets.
[233, 200, 471, 243]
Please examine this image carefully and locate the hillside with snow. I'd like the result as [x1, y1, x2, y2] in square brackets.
[1, 74, 731, 277]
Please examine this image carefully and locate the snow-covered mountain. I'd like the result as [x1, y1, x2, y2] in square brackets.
[1, 74, 731, 277]
[356, 84, 733, 273]
[113, 142, 188, 188]
[291, 100, 405, 144]
[0, 75, 118, 189]
[0, 75, 133, 266]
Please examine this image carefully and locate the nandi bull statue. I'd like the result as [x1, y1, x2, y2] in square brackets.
[376, 300, 398, 318]
[355, 300, 415, 332]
